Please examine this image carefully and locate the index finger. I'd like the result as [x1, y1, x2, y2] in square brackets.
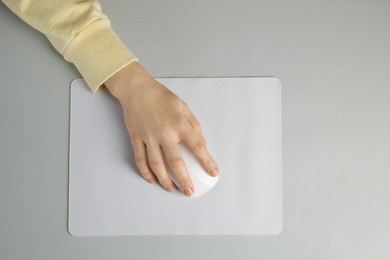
[181, 127, 219, 177]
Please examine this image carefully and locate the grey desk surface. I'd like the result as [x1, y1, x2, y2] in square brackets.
[1, 1, 389, 259]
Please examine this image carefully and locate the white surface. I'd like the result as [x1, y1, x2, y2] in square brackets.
[2, 1, 390, 258]
[69, 77, 282, 236]
[166, 143, 219, 198]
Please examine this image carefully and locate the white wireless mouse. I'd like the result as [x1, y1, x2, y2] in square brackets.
[168, 143, 219, 197]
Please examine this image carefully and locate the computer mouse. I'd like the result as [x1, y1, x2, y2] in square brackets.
[167, 143, 219, 197]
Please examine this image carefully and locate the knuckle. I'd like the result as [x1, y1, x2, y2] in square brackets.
[130, 132, 140, 141]
[168, 157, 183, 170]
[181, 101, 189, 110]
[158, 126, 173, 141]
[174, 115, 187, 127]
[149, 160, 163, 172]
[193, 122, 201, 132]
[143, 135, 155, 145]
[157, 123, 169, 134]
[135, 157, 147, 168]
[192, 141, 205, 154]
[183, 103, 193, 114]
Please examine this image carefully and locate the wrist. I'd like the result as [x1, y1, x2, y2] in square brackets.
[104, 61, 152, 103]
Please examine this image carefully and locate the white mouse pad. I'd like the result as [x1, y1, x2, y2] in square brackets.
[69, 77, 282, 236]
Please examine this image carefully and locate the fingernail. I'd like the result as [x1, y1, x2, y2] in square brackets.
[166, 185, 176, 192]
[184, 187, 193, 197]
[209, 167, 219, 177]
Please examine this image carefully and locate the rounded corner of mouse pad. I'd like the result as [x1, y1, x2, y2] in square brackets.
[69, 77, 282, 236]
[70, 78, 85, 88]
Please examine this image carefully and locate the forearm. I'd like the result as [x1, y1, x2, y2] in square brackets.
[2, 0, 137, 91]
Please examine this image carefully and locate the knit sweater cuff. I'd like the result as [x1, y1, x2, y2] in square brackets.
[63, 19, 138, 92]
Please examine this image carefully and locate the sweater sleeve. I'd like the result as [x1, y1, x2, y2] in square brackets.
[1, 0, 138, 92]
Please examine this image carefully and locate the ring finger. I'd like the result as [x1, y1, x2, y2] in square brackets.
[146, 142, 176, 192]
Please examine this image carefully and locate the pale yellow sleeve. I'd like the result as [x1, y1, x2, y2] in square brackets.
[2, 0, 138, 92]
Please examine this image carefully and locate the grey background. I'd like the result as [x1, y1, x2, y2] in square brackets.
[0, 0, 389, 259]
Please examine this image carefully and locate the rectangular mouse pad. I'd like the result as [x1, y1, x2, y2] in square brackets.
[69, 77, 282, 236]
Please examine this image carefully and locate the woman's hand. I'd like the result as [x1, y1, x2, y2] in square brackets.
[104, 62, 219, 196]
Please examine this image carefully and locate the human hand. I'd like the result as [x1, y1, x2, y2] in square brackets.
[104, 62, 219, 196]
